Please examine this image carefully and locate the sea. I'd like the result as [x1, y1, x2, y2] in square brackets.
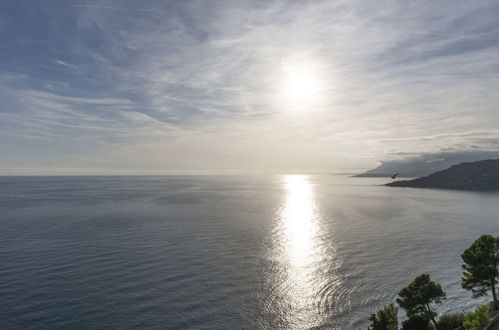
[0, 175, 497, 329]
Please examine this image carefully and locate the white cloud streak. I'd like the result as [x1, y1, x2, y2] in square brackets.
[2, 0, 499, 173]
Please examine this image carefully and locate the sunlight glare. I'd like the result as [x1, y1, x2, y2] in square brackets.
[275, 174, 324, 327]
[281, 175, 317, 266]
[284, 68, 321, 103]
[277, 56, 329, 112]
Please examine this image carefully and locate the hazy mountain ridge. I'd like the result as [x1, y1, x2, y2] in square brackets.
[355, 151, 499, 178]
[386, 159, 499, 190]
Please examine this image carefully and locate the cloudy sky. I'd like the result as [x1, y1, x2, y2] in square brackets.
[1, 0, 499, 174]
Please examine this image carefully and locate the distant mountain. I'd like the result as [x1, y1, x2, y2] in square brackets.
[386, 159, 499, 190]
[354, 160, 451, 178]
[355, 151, 499, 178]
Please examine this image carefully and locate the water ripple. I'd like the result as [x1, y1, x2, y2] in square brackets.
[0, 175, 497, 329]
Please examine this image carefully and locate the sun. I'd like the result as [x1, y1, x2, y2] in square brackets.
[284, 68, 320, 102]
[278, 57, 327, 110]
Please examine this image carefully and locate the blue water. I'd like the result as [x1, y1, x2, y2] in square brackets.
[0, 175, 497, 329]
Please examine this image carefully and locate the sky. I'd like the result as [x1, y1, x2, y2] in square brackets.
[1, 0, 499, 175]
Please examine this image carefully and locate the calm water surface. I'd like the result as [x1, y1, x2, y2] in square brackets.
[0, 175, 498, 329]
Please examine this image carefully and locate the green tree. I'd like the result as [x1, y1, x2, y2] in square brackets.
[401, 315, 430, 330]
[396, 274, 446, 327]
[369, 303, 398, 330]
[461, 234, 499, 302]
[435, 313, 465, 330]
[462, 304, 489, 330]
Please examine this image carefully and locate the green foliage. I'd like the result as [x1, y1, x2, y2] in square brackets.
[489, 300, 499, 312]
[461, 235, 499, 302]
[436, 313, 465, 330]
[396, 274, 446, 325]
[401, 315, 431, 330]
[463, 305, 489, 330]
[369, 303, 398, 330]
[367, 234, 499, 330]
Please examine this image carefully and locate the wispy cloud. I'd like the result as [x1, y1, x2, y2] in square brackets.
[1, 0, 499, 173]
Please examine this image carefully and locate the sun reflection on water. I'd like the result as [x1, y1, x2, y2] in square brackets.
[274, 175, 324, 328]
[281, 175, 318, 268]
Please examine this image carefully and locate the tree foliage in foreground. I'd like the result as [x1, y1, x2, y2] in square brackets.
[461, 234, 499, 302]
[462, 304, 489, 330]
[368, 303, 398, 330]
[435, 313, 465, 330]
[367, 234, 499, 329]
[401, 315, 430, 330]
[396, 274, 446, 327]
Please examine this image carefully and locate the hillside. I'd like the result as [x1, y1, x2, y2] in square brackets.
[355, 160, 450, 178]
[386, 159, 499, 190]
[355, 151, 499, 178]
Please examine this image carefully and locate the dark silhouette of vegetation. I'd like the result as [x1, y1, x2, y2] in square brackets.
[368, 303, 398, 330]
[435, 313, 465, 330]
[490, 300, 499, 312]
[367, 234, 499, 329]
[400, 314, 430, 330]
[461, 235, 499, 302]
[396, 274, 446, 327]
